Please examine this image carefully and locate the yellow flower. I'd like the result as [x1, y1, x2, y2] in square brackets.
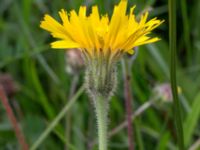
[40, 0, 163, 59]
[40, 3, 163, 149]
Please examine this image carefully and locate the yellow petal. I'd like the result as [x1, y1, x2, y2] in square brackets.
[127, 49, 135, 55]
[69, 10, 90, 48]
[79, 6, 87, 18]
[134, 37, 160, 47]
[40, 14, 76, 42]
[91, 6, 100, 22]
[59, 9, 69, 26]
[40, 0, 164, 57]
[104, 0, 128, 49]
[139, 12, 149, 26]
[51, 40, 80, 49]
[40, 15, 62, 33]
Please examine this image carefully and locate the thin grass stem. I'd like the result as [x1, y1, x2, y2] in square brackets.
[180, 0, 192, 64]
[30, 85, 85, 150]
[109, 96, 159, 137]
[65, 75, 79, 150]
[168, 0, 185, 149]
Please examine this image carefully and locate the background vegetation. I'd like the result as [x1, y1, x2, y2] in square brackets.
[0, 0, 200, 149]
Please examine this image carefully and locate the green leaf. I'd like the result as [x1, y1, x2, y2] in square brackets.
[184, 92, 200, 146]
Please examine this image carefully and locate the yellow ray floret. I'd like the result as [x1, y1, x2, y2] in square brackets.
[40, 0, 164, 56]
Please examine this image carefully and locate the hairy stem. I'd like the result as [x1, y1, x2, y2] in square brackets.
[94, 95, 108, 150]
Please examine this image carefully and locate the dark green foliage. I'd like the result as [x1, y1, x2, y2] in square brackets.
[0, 0, 200, 149]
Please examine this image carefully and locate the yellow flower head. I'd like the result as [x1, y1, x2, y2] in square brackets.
[40, 0, 163, 60]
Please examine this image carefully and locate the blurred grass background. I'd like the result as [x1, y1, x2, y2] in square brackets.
[0, 0, 200, 150]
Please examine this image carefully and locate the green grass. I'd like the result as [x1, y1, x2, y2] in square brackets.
[0, 0, 200, 150]
[169, 0, 184, 149]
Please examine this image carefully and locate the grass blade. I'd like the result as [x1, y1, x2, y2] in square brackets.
[30, 85, 85, 150]
[168, 0, 185, 149]
[184, 92, 200, 146]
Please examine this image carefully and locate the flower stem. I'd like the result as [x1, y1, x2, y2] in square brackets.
[95, 95, 108, 150]
[122, 58, 134, 150]
[0, 86, 29, 150]
[168, 0, 185, 149]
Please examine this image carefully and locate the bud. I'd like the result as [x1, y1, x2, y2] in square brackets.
[154, 83, 182, 102]
[0, 74, 19, 97]
[65, 49, 84, 75]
